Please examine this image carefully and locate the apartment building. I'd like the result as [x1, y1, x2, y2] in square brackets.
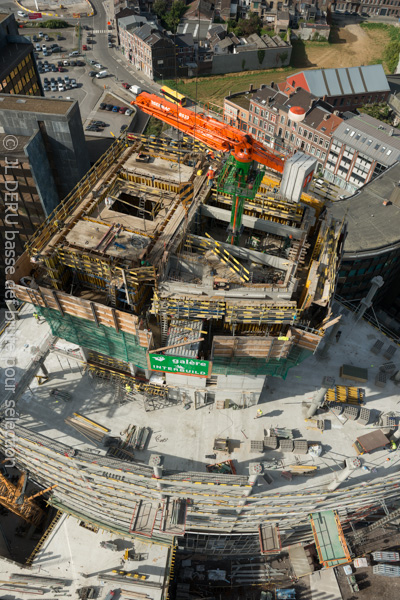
[277, 65, 390, 112]
[334, 0, 400, 16]
[323, 113, 400, 192]
[0, 12, 42, 96]
[224, 85, 343, 169]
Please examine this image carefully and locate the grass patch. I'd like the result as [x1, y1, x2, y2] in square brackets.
[162, 68, 297, 107]
[360, 22, 400, 72]
[144, 116, 169, 137]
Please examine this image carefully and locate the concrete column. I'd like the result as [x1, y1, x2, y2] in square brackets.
[319, 321, 342, 357]
[129, 363, 137, 376]
[244, 463, 262, 497]
[5, 301, 19, 320]
[307, 376, 335, 419]
[79, 347, 89, 362]
[149, 455, 163, 497]
[327, 457, 361, 492]
[39, 362, 49, 377]
[355, 276, 384, 322]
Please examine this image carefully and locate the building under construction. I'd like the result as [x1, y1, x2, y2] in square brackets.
[3, 125, 400, 585]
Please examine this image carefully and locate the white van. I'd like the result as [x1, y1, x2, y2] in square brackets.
[129, 84, 142, 96]
[314, 178, 325, 188]
[96, 70, 108, 79]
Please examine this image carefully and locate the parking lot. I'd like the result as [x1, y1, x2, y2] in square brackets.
[84, 92, 135, 137]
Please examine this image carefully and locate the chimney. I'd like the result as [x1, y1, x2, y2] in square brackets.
[271, 81, 275, 89]
[389, 128, 394, 136]
[249, 83, 254, 91]
[323, 114, 330, 120]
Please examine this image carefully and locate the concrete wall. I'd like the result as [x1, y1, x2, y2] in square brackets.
[0, 101, 90, 199]
[25, 131, 59, 216]
[211, 45, 292, 75]
[297, 25, 330, 41]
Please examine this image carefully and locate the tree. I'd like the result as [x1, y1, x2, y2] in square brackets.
[359, 103, 392, 124]
[153, 0, 167, 19]
[164, 0, 187, 34]
[227, 13, 262, 37]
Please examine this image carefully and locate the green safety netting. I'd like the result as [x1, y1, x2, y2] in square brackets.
[211, 347, 313, 379]
[37, 306, 148, 368]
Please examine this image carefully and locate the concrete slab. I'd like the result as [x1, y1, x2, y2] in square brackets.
[309, 568, 342, 600]
[3, 301, 400, 493]
[0, 513, 168, 599]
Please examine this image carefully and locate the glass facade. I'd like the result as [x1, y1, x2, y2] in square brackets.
[0, 54, 41, 96]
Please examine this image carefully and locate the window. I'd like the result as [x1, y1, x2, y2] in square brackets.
[298, 126, 303, 136]
[314, 135, 318, 142]
[308, 131, 313, 140]
[311, 146, 315, 154]
[319, 138, 323, 146]
[280, 115, 285, 124]
[285, 130, 289, 139]
[255, 106, 260, 115]
[268, 125, 274, 134]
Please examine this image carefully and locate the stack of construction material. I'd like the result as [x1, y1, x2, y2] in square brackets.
[121, 590, 153, 599]
[325, 385, 365, 405]
[65, 413, 110, 445]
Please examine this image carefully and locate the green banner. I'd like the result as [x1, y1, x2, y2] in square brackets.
[149, 353, 210, 377]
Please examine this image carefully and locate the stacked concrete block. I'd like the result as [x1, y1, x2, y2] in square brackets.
[250, 440, 264, 453]
[263, 436, 278, 450]
[293, 440, 308, 455]
[343, 405, 359, 421]
[329, 403, 343, 416]
[279, 439, 294, 453]
[379, 362, 396, 374]
[357, 407, 371, 426]
[371, 340, 384, 355]
[384, 345, 397, 360]
[381, 415, 396, 429]
[375, 371, 387, 388]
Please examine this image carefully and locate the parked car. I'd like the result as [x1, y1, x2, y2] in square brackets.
[89, 71, 96, 77]
[86, 125, 100, 131]
[89, 59, 97, 65]
[69, 50, 79, 57]
[70, 61, 77, 67]
[108, 42, 113, 48]
[56, 34, 63, 40]
[99, 103, 107, 110]
[94, 63, 104, 69]
[105, 104, 113, 111]
[118, 106, 126, 114]
[58, 66, 64, 72]
[42, 44, 47, 51]
[38, 31, 44, 38]
[58, 85, 65, 91]
[112, 106, 119, 112]
[50, 84, 57, 91]
[43, 77, 49, 83]
[33, 35, 38, 42]
[63, 60, 69, 66]
[137, 153, 150, 162]
[125, 108, 133, 116]
[44, 34, 50, 41]
[92, 120, 107, 127]
[120, 124, 128, 132]
[82, 44, 88, 51]
[51, 65, 57, 72]
[122, 82, 130, 89]
[17, 11, 27, 17]
[43, 85, 50, 92]
[76, 60, 85, 66]
[57, 76, 63, 83]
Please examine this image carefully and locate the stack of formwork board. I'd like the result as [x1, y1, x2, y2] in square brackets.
[212, 336, 292, 359]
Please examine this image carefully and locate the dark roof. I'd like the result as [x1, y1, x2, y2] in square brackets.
[184, 0, 214, 20]
[176, 33, 194, 48]
[134, 24, 153, 41]
[330, 161, 400, 255]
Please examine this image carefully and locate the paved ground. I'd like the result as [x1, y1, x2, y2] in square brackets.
[18, 0, 90, 18]
[0, 512, 169, 599]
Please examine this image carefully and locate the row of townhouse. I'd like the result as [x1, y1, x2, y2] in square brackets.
[224, 84, 343, 171]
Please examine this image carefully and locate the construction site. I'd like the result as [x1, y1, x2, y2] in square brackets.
[1, 93, 400, 600]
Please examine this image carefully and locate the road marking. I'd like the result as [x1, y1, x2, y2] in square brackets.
[92, 29, 108, 34]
